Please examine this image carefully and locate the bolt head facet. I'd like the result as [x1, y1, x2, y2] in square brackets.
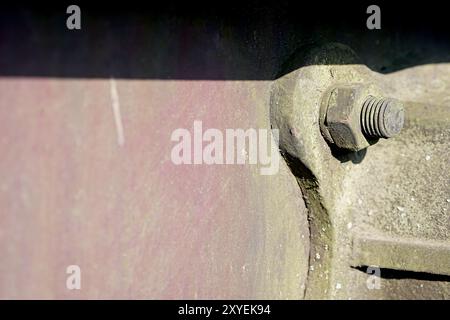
[323, 85, 373, 151]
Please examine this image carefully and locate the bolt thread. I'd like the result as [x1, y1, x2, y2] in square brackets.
[361, 96, 404, 139]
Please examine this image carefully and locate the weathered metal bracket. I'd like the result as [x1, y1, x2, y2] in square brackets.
[352, 233, 450, 277]
[270, 42, 450, 299]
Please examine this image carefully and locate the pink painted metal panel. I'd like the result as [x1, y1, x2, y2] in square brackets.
[0, 78, 309, 299]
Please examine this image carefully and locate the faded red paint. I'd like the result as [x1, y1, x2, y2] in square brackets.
[0, 78, 309, 299]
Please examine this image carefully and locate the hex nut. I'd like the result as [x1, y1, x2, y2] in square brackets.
[321, 84, 374, 151]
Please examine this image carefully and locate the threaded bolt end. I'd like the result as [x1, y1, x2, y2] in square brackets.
[361, 96, 405, 139]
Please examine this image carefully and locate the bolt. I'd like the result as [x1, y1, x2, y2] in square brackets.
[320, 85, 406, 151]
[361, 96, 404, 139]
